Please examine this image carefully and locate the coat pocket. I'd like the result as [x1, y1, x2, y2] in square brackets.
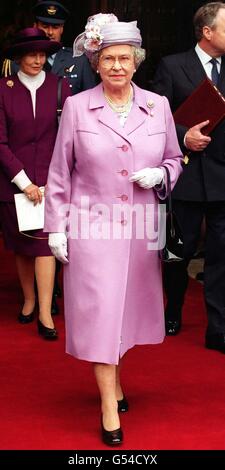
[76, 122, 100, 153]
[147, 123, 166, 136]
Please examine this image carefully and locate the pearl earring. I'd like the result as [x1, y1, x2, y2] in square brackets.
[96, 70, 99, 74]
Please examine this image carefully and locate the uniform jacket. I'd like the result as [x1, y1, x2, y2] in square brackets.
[44, 82, 183, 364]
[0, 72, 71, 202]
[152, 49, 225, 201]
[5, 47, 96, 95]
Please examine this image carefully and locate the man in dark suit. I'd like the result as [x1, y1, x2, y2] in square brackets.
[152, 2, 225, 353]
[2, 1, 96, 95]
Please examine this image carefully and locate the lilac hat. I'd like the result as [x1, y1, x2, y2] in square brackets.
[73, 13, 142, 58]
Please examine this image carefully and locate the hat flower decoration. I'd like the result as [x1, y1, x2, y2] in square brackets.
[73, 13, 118, 57]
[84, 25, 104, 52]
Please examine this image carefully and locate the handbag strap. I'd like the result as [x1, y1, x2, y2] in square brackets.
[164, 165, 175, 237]
[57, 77, 63, 119]
[164, 166, 172, 212]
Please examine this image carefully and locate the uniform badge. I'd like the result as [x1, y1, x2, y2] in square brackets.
[47, 6, 57, 16]
[64, 65, 75, 74]
[6, 80, 14, 88]
[147, 99, 154, 116]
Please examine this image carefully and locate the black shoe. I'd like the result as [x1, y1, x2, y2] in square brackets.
[101, 419, 123, 446]
[18, 311, 34, 324]
[51, 296, 59, 316]
[37, 318, 58, 340]
[165, 319, 181, 336]
[118, 396, 129, 413]
[205, 333, 225, 353]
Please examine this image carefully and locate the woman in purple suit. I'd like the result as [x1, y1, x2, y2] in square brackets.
[45, 14, 183, 443]
[0, 28, 71, 339]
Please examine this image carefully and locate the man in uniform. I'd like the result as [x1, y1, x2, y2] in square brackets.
[2, 1, 96, 95]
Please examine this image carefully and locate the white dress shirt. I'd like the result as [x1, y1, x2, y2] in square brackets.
[195, 43, 221, 78]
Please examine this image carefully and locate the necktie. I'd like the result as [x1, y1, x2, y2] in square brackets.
[210, 58, 219, 85]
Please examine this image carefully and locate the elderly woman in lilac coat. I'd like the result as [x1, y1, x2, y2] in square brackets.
[44, 14, 183, 445]
[0, 28, 71, 339]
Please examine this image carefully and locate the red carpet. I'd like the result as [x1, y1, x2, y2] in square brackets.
[1, 237, 225, 450]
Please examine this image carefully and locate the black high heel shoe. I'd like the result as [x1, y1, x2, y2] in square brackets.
[117, 396, 129, 413]
[101, 418, 123, 446]
[18, 311, 34, 324]
[37, 318, 58, 340]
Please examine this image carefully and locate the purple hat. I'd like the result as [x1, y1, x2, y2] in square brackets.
[73, 13, 142, 58]
[4, 27, 61, 60]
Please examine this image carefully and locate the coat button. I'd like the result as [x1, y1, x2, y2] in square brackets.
[121, 144, 128, 152]
[120, 194, 128, 201]
[121, 169, 128, 176]
[121, 219, 127, 226]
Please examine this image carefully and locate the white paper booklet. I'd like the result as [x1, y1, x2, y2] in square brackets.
[14, 191, 45, 232]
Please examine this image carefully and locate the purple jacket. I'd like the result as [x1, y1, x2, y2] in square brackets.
[0, 73, 71, 202]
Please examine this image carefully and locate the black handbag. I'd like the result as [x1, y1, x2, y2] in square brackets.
[160, 166, 184, 262]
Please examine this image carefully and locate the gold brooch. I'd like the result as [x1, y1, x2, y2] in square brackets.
[147, 99, 154, 116]
[6, 80, 14, 88]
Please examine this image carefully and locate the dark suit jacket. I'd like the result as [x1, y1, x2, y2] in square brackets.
[0, 73, 71, 202]
[8, 47, 96, 95]
[152, 48, 225, 201]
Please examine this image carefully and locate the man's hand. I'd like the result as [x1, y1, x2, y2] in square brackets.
[185, 120, 211, 152]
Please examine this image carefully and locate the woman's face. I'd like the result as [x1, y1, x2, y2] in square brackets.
[19, 51, 46, 75]
[98, 44, 136, 90]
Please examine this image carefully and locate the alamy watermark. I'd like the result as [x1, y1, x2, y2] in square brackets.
[55, 196, 166, 250]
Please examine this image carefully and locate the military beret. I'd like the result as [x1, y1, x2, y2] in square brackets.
[33, 1, 69, 25]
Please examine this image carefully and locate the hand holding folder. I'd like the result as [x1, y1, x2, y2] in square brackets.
[14, 187, 45, 232]
[173, 78, 225, 163]
[173, 78, 225, 133]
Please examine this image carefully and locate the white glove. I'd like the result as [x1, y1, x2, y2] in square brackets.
[129, 167, 164, 189]
[48, 233, 69, 264]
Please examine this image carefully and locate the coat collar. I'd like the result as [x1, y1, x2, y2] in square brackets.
[182, 49, 206, 88]
[89, 82, 149, 143]
[182, 49, 225, 94]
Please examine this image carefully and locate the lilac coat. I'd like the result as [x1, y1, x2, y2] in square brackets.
[45, 83, 183, 364]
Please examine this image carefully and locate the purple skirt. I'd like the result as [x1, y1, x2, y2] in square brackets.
[0, 202, 52, 257]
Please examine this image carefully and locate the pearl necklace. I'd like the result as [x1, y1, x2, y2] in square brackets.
[104, 87, 133, 113]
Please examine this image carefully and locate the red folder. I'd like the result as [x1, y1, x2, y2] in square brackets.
[173, 78, 225, 135]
